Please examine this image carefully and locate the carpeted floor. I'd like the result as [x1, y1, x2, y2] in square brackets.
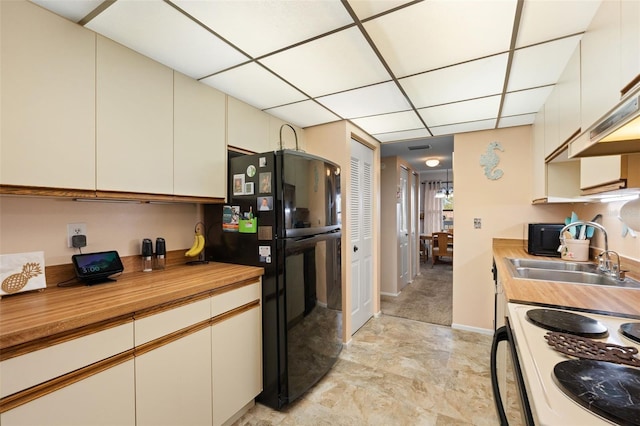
[380, 260, 453, 326]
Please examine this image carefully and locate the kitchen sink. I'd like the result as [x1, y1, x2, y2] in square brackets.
[505, 258, 640, 289]
[508, 258, 599, 273]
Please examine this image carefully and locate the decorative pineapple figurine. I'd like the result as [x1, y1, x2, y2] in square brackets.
[2, 262, 43, 293]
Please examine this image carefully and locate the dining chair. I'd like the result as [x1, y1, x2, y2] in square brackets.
[432, 232, 453, 266]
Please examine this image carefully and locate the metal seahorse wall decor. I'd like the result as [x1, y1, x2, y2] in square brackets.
[480, 141, 504, 180]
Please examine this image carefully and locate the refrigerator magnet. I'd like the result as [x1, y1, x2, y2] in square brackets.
[244, 182, 254, 195]
[259, 246, 271, 263]
[258, 196, 273, 211]
[233, 174, 245, 195]
[259, 157, 267, 167]
[259, 172, 271, 193]
[246, 165, 256, 177]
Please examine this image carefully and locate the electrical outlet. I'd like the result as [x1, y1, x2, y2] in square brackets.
[474, 218, 482, 229]
[67, 223, 87, 248]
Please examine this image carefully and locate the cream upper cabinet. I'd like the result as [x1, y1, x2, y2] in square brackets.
[0, 1, 96, 190]
[580, 154, 640, 192]
[543, 87, 560, 158]
[531, 109, 546, 201]
[227, 97, 270, 153]
[96, 35, 174, 194]
[556, 45, 581, 144]
[580, 0, 622, 129]
[620, 0, 640, 91]
[174, 72, 227, 198]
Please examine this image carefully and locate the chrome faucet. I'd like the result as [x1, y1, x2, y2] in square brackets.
[558, 220, 625, 280]
[559, 220, 609, 252]
[597, 250, 626, 281]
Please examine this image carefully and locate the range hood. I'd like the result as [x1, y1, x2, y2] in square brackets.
[569, 84, 640, 158]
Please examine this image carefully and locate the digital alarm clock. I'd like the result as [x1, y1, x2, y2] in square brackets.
[71, 250, 124, 284]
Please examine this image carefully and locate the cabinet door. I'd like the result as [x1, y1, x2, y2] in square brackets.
[580, 155, 624, 189]
[212, 304, 262, 426]
[0, 1, 96, 189]
[227, 97, 270, 153]
[620, 0, 640, 91]
[96, 35, 174, 194]
[135, 328, 212, 426]
[531, 109, 546, 201]
[1, 360, 135, 426]
[556, 45, 581, 144]
[581, 0, 622, 128]
[543, 88, 560, 158]
[174, 72, 227, 198]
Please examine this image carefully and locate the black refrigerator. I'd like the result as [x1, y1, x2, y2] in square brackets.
[204, 149, 343, 410]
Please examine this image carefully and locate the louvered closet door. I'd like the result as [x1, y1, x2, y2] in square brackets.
[349, 139, 374, 334]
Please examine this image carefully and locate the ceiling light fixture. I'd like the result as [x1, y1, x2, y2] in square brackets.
[425, 158, 440, 167]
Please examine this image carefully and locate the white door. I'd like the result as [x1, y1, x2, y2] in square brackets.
[350, 139, 374, 334]
[398, 167, 409, 290]
[410, 172, 418, 278]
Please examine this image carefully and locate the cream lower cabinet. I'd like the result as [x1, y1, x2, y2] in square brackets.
[0, 321, 135, 426]
[211, 282, 263, 426]
[1, 360, 135, 426]
[135, 327, 213, 426]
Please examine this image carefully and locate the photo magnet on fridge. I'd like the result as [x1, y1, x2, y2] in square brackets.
[233, 174, 245, 195]
[258, 196, 273, 211]
[259, 172, 272, 193]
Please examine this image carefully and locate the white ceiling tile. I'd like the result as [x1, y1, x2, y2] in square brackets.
[86, 0, 248, 79]
[316, 82, 411, 119]
[517, 0, 601, 48]
[502, 86, 554, 116]
[265, 101, 341, 129]
[418, 96, 501, 128]
[348, 0, 415, 20]
[400, 54, 508, 108]
[364, 0, 516, 77]
[499, 114, 536, 128]
[508, 35, 581, 91]
[30, 0, 102, 22]
[201, 63, 307, 110]
[373, 128, 431, 142]
[351, 111, 423, 135]
[174, 0, 353, 58]
[260, 27, 391, 97]
[430, 119, 497, 136]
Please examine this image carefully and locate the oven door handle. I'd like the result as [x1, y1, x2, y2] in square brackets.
[491, 326, 509, 425]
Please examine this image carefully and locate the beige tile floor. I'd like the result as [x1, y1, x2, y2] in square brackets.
[234, 314, 501, 425]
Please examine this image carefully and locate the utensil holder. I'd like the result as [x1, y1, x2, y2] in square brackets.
[561, 239, 590, 261]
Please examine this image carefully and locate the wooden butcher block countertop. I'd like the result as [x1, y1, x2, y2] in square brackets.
[0, 262, 264, 350]
[493, 239, 640, 318]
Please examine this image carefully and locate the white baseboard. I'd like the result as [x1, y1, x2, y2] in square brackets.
[374, 310, 383, 318]
[380, 291, 400, 297]
[451, 323, 494, 335]
[317, 300, 327, 308]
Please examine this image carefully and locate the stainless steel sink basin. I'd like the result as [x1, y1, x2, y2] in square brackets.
[505, 258, 640, 289]
[508, 258, 599, 273]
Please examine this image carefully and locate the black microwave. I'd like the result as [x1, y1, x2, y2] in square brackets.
[526, 223, 564, 257]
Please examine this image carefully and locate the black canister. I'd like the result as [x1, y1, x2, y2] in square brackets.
[142, 238, 153, 272]
[155, 237, 166, 270]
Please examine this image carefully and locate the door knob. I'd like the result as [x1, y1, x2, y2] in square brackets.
[353, 245, 359, 252]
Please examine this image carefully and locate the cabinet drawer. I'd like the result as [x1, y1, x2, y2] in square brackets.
[212, 281, 261, 317]
[135, 298, 210, 346]
[0, 322, 133, 398]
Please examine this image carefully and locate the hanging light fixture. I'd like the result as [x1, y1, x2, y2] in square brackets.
[434, 169, 453, 198]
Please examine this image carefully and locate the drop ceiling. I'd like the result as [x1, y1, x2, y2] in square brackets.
[30, 0, 602, 173]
